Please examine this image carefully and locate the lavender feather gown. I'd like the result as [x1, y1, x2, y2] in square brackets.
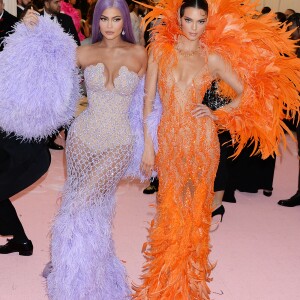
[47, 63, 141, 300]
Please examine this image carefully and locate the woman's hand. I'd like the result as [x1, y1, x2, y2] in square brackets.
[192, 104, 217, 120]
[23, 7, 40, 28]
[141, 145, 155, 177]
[225, 98, 241, 109]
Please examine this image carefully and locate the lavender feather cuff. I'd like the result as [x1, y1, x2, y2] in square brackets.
[146, 92, 162, 153]
[125, 77, 162, 180]
[125, 77, 146, 180]
[0, 17, 80, 140]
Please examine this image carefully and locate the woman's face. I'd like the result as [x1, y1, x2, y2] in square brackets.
[179, 7, 208, 41]
[69, 0, 76, 5]
[99, 7, 124, 40]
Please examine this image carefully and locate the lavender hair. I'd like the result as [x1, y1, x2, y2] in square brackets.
[92, 0, 135, 44]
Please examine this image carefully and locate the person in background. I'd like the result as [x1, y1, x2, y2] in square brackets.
[79, 0, 92, 20]
[0, 2, 51, 255]
[32, 0, 44, 10]
[17, 0, 31, 19]
[126, 0, 145, 45]
[81, 0, 96, 42]
[278, 13, 300, 207]
[285, 8, 296, 18]
[261, 6, 271, 15]
[0, 0, 18, 52]
[41, 0, 80, 54]
[222, 10, 289, 204]
[222, 142, 276, 203]
[275, 12, 286, 24]
[60, 0, 85, 41]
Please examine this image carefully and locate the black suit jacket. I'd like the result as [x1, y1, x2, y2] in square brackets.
[17, 6, 24, 19]
[40, 11, 80, 46]
[0, 10, 18, 52]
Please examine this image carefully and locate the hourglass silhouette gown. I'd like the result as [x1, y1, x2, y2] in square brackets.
[47, 63, 141, 300]
[132, 0, 300, 298]
[133, 52, 220, 299]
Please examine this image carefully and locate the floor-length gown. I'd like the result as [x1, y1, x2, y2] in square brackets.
[134, 61, 220, 299]
[47, 63, 140, 300]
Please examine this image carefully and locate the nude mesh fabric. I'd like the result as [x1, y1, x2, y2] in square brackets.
[47, 63, 140, 300]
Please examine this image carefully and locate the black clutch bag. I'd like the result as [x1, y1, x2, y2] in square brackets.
[202, 80, 231, 111]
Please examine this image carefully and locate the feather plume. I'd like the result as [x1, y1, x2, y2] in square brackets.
[47, 195, 131, 299]
[0, 17, 81, 140]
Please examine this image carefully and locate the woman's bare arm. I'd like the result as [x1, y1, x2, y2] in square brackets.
[208, 53, 243, 109]
[192, 53, 243, 119]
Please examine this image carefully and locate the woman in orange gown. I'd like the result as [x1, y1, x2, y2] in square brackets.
[137, 0, 242, 298]
[134, 0, 300, 299]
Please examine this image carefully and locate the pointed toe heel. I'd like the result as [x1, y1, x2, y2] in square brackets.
[212, 205, 225, 222]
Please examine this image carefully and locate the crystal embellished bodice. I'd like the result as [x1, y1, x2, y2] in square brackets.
[69, 63, 140, 151]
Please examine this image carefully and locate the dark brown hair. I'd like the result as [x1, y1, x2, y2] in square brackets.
[179, 0, 208, 18]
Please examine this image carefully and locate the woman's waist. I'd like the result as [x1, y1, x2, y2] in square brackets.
[71, 113, 131, 137]
[76, 110, 130, 126]
[159, 111, 217, 127]
[68, 125, 134, 151]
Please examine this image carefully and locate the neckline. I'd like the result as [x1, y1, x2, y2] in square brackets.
[171, 48, 208, 95]
[84, 62, 140, 92]
[172, 64, 208, 95]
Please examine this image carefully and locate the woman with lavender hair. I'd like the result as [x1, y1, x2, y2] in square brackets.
[23, 0, 147, 298]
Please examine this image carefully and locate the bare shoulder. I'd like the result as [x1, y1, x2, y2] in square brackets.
[207, 53, 223, 68]
[129, 44, 147, 61]
[125, 44, 147, 75]
[207, 53, 228, 75]
[76, 43, 99, 67]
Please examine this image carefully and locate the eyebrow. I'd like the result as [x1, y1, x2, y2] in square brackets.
[100, 15, 122, 18]
[184, 16, 207, 20]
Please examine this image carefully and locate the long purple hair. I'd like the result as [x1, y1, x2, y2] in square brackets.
[92, 0, 135, 44]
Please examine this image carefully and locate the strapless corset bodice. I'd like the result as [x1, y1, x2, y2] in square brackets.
[68, 63, 140, 151]
[84, 63, 140, 97]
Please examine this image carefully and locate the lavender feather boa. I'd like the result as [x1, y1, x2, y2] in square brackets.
[0, 17, 81, 140]
[125, 77, 162, 180]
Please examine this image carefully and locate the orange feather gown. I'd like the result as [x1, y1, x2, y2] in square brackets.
[133, 0, 300, 299]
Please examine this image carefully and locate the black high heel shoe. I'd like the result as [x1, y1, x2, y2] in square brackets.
[212, 205, 225, 222]
[143, 177, 159, 194]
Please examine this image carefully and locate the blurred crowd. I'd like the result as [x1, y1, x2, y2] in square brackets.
[12, 0, 151, 45]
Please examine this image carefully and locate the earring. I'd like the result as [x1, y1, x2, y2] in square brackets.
[122, 30, 125, 36]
